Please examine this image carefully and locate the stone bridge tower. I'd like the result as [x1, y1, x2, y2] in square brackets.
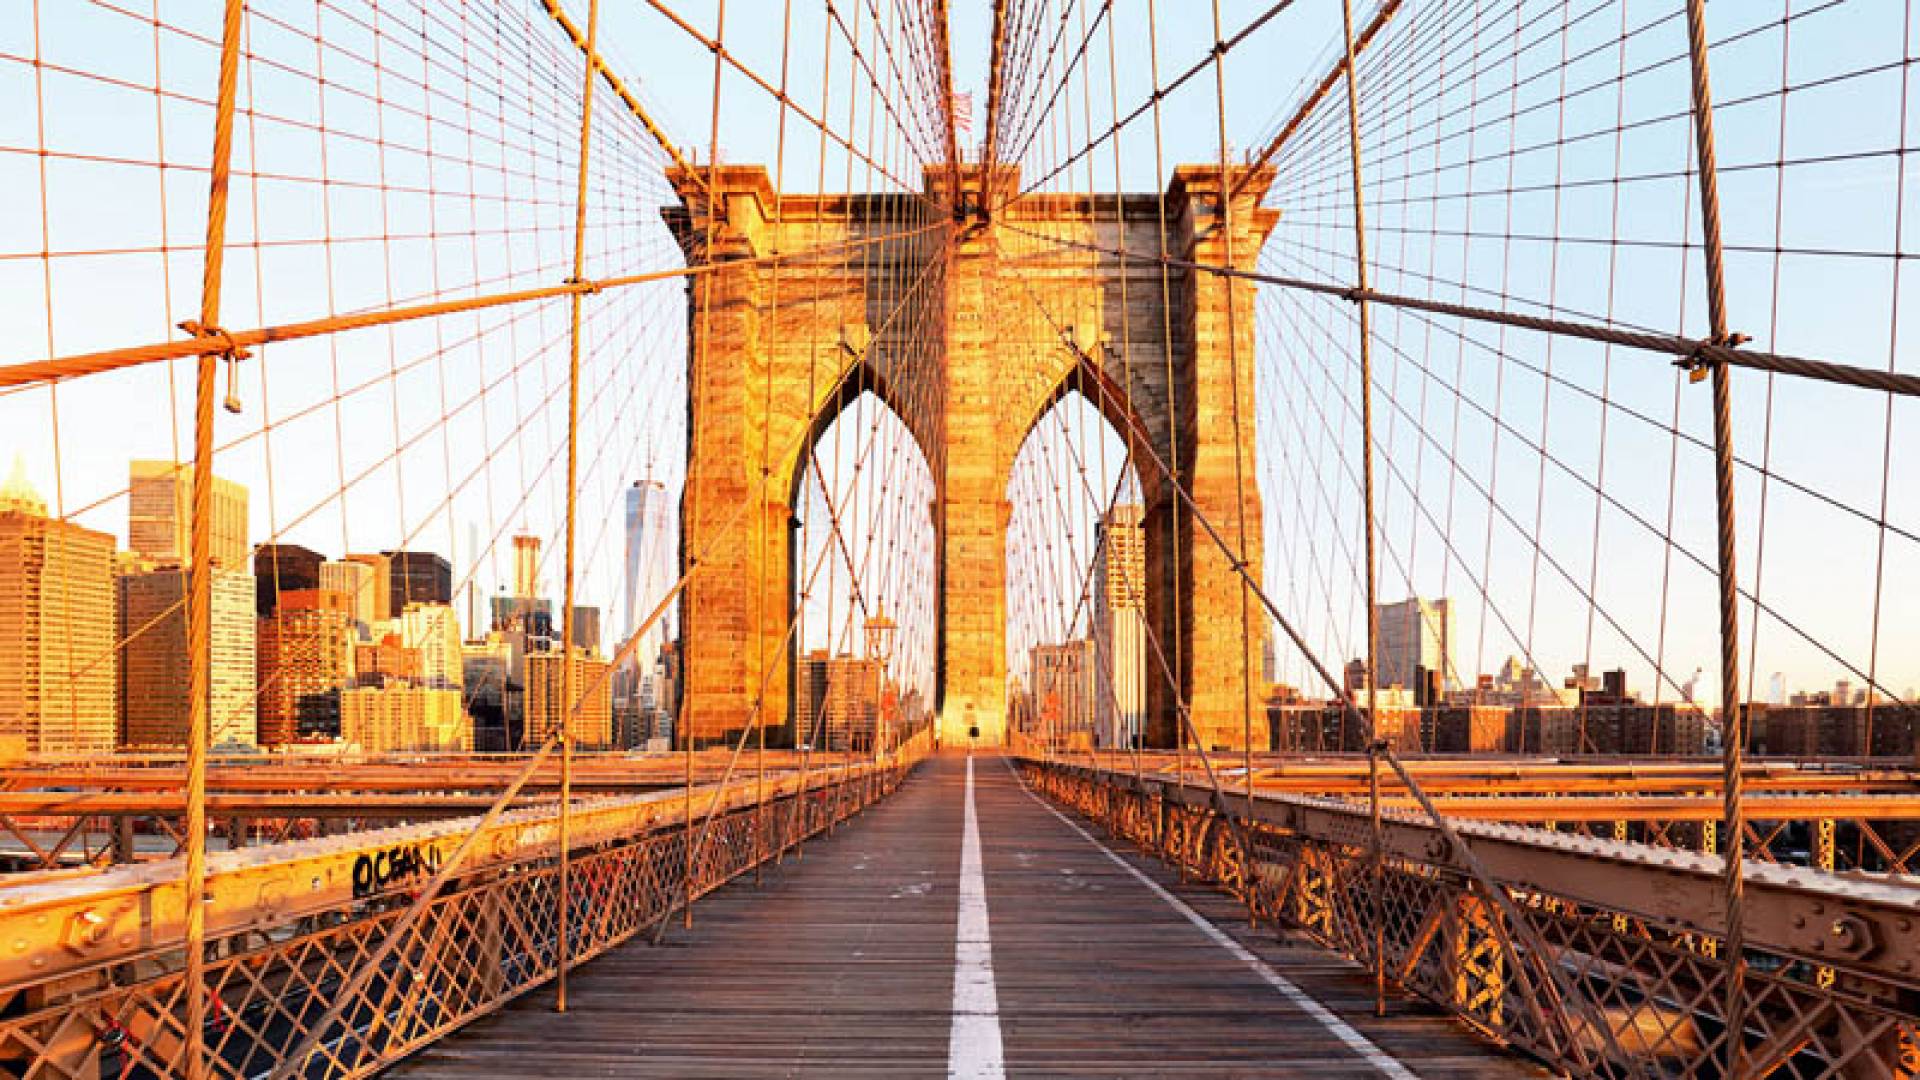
[668, 162, 1277, 752]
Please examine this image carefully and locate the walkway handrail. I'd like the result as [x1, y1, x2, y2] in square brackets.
[1022, 755, 1920, 1079]
[0, 756, 920, 1079]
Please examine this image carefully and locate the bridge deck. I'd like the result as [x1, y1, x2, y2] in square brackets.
[395, 754, 1542, 1078]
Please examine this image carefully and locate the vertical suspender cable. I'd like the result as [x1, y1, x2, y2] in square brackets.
[1678, 1, 1748, 1073]
[756, 0, 795, 890]
[1336, 0, 1387, 1013]
[1206, 0, 1260, 930]
[685, 0, 731, 932]
[1143, 0, 1186, 819]
[556, 0, 604, 1015]
[183, 3, 246, 1076]
[1338, 0, 1379, 749]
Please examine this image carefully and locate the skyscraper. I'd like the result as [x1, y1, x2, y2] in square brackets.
[797, 648, 830, 746]
[342, 600, 470, 751]
[254, 543, 324, 618]
[318, 558, 378, 631]
[1376, 597, 1455, 694]
[621, 481, 673, 729]
[491, 534, 551, 638]
[342, 553, 392, 621]
[652, 640, 681, 746]
[512, 533, 542, 600]
[1091, 505, 1146, 749]
[462, 636, 519, 750]
[127, 460, 249, 570]
[354, 633, 423, 687]
[622, 479, 671, 642]
[117, 567, 257, 748]
[524, 647, 612, 749]
[566, 604, 601, 653]
[1029, 640, 1095, 748]
[256, 588, 354, 745]
[398, 602, 463, 688]
[381, 550, 452, 617]
[340, 684, 469, 753]
[0, 464, 118, 755]
[796, 652, 882, 751]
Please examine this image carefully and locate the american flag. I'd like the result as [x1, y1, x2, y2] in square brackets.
[952, 91, 974, 142]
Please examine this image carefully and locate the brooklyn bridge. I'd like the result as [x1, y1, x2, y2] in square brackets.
[0, 0, 1917, 1076]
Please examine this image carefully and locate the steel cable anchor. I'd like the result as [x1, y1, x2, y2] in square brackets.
[178, 319, 252, 413]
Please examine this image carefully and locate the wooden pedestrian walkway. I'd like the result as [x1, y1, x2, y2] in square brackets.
[394, 753, 1542, 1078]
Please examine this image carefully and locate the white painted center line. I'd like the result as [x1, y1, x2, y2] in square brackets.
[1008, 761, 1420, 1080]
[948, 755, 1007, 1079]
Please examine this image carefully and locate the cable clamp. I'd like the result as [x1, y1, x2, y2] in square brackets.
[566, 277, 603, 295]
[178, 320, 251, 362]
[1676, 331, 1749, 384]
[179, 320, 252, 414]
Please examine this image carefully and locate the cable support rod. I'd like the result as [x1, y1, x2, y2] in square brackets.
[538, 0, 699, 184]
[1232, 0, 1403, 202]
[934, 0, 963, 204]
[824, 0, 944, 169]
[981, 0, 1012, 199]
[552, 0, 605, 1015]
[1307, 290, 1915, 710]
[681, 0, 731, 929]
[999, 222, 1920, 398]
[638, 0, 935, 201]
[1676, 0, 1750, 1071]
[751, 0, 797, 889]
[62, 280, 675, 710]
[1334, 0, 1387, 1001]
[995, 1, 1113, 176]
[1004, 0, 1299, 207]
[0, 222, 944, 389]
[177, 2, 247, 1074]
[1254, 229, 1918, 546]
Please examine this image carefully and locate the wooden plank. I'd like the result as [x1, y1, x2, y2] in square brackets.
[392, 754, 1543, 1078]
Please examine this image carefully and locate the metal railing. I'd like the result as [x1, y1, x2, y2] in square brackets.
[0, 744, 926, 1079]
[1022, 755, 1920, 1079]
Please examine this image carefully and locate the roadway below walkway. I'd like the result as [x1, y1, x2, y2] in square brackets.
[394, 753, 1542, 1078]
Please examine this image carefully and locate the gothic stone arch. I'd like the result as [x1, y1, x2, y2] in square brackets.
[667, 162, 1277, 751]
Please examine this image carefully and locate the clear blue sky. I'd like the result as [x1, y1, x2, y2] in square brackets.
[3, 0, 1913, 710]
